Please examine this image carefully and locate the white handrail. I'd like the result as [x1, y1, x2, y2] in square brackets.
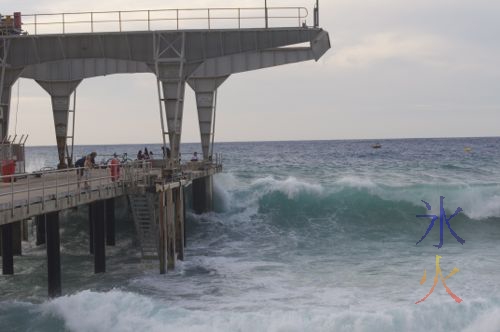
[19, 7, 309, 35]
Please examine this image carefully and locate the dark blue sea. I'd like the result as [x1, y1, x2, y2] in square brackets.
[1, 138, 500, 331]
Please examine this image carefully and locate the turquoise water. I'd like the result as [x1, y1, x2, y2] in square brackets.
[1, 138, 500, 331]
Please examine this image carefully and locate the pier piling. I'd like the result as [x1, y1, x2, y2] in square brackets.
[166, 189, 176, 271]
[105, 199, 116, 246]
[45, 212, 61, 297]
[91, 201, 106, 273]
[35, 215, 46, 245]
[174, 187, 185, 260]
[159, 191, 166, 274]
[12, 221, 22, 256]
[21, 220, 29, 242]
[192, 176, 213, 214]
[1, 223, 14, 275]
[88, 204, 94, 255]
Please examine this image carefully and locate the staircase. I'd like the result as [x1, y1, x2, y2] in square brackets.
[128, 194, 159, 259]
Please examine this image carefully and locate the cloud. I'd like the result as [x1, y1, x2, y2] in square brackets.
[329, 33, 449, 69]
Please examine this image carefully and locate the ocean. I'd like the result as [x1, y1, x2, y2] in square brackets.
[1, 137, 500, 332]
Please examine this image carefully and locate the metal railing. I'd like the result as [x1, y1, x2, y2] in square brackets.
[0, 160, 151, 219]
[20, 7, 309, 35]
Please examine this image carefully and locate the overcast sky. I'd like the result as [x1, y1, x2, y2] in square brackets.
[3, 0, 500, 146]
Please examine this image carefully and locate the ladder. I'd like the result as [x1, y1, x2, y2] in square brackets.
[153, 32, 185, 168]
[128, 194, 159, 259]
[0, 38, 10, 139]
[65, 90, 77, 166]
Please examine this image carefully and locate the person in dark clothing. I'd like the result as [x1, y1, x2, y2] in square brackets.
[75, 152, 97, 188]
[89, 152, 97, 166]
[137, 150, 144, 160]
[75, 156, 86, 187]
[161, 146, 171, 159]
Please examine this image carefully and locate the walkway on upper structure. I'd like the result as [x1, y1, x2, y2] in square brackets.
[18, 6, 312, 36]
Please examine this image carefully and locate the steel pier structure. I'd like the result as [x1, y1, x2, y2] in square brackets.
[0, 5, 330, 297]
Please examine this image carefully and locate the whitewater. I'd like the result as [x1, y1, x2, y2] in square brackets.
[1, 137, 500, 332]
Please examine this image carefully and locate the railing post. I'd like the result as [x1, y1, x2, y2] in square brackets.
[62, 13, 65, 34]
[55, 171, 58, 208]
[147, 10, 151, 31]
[10, 175, 14, 217]
[119, 11, 122, 32]
[208, 9, 211, 29]
[90, 12, 94, 33]
[42, 173, 46, 210]
[314, 0, 319, 27]
[67, 169, 70, 205]
[34, 14, 37, 35]
[265, 0, 268, 28]
[99, 169, 102, 198]
[238, 8, 241, 29]
[176, 9, 179, 30]
[27, 174, 30, 214]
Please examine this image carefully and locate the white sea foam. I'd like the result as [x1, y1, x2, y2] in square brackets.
[335, 176, 378, 189]
[38, 290, 500, 332]
[251, 176, 324, 199]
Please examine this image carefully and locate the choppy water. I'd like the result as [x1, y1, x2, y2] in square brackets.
[2, 138, 500, 331]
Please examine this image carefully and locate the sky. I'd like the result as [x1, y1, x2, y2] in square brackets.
[2, 0, 500, 146]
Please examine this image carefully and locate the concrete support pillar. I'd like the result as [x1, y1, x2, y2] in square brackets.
[174, 186, 184, 261]
[36, 215, 46, 245]
[1, 223, 14, 275]
[166, 188, 176, 271]
[46, 212, 61, 297]
[90, 201, 106, 273]
[159, 76, 186, 167]
[12, 221, 22, 256]
[0, 66, 22, 141]
[105, 198, 115, 246]
[187, 77, 228, 160]
[192, 175, 213, 214]
[0, 86, 12, 141]
[159, 191, 166, 274]
[36, 80, 81, 169]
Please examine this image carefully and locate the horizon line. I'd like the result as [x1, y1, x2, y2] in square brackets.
[24, 135, 500, 148]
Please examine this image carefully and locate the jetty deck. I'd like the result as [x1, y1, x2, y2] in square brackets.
[0, 161, 222, 224]
[0, 2, 329, 298]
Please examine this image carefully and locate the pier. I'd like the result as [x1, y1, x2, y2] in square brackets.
[0, 3, 330, 297]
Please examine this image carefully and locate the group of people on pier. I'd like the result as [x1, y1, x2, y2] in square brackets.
[75, 152, 121, 189]
[137, 147, 154, 160]
[75, 152, 97, 189]
[72, 147, 200, 190]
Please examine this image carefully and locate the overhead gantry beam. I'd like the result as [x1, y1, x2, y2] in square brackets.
[3, 28, 330, 165]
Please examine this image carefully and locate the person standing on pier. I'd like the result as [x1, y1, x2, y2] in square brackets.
[89, 152, 97, 166]
[161, 146, 171, 159]
[110, 153, 120, 182]
[137, 150, 144, 160]
[75, 155, 86, 188]
[75, 152, 96, 188]
[83, 154, 94, 189]
[191, 152, 199, 162]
